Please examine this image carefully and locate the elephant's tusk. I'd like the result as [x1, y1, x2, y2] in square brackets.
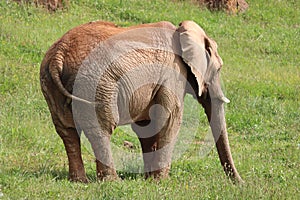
[220, 96, 230, 103]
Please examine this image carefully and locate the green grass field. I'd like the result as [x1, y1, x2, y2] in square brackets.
[0, 0, 299, 199]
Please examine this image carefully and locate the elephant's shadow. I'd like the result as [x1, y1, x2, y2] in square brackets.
[30, 168, 143, 182]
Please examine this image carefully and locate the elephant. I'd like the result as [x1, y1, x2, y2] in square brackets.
[40, 20, 243, 183]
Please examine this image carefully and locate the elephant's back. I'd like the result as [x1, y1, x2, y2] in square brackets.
[40, 21, 122, 91]
[40, 20, 179, 100]
[41, 20, 177, 74]
[126, 21, 176, 30]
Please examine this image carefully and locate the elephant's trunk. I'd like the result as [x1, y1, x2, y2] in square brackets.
[206, 99, 243, 183]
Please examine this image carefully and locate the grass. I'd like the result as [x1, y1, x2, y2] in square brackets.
[0, 0, 299, 199]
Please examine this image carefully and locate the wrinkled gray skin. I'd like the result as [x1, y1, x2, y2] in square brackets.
[40, 20, 243, 183]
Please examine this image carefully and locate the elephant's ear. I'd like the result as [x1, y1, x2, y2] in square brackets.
[177, 21, 210, 97]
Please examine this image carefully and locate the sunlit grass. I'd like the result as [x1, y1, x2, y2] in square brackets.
[0, 0, 299, 199]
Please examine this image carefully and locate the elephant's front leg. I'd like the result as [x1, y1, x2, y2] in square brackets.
[84, 128, 118, 181]
[148, 86, 183, 179]
[150, 108, 182, 179]
[133, 103, 182, 179]
[132, 120, 159, 178]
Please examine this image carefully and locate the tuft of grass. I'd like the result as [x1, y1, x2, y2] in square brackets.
[0, 0, 299, 199]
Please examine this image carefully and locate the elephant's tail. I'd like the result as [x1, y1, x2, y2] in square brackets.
[48, 53, 95, 105]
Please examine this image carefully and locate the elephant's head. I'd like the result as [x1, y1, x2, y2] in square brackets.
[177, 21, 243, 183]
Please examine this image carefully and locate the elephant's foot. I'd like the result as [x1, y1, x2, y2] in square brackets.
[96, 160, 119, 181]
[69, 172, 89, 183]
[145, 166, 170, 180]
[67, 155, 89, 183]
[56, 127, 88, 183]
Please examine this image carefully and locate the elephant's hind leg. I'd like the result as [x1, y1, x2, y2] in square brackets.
[41, 78, 88, 183]
[55, 126, 88, 183]
[84, 128, 118, 181]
